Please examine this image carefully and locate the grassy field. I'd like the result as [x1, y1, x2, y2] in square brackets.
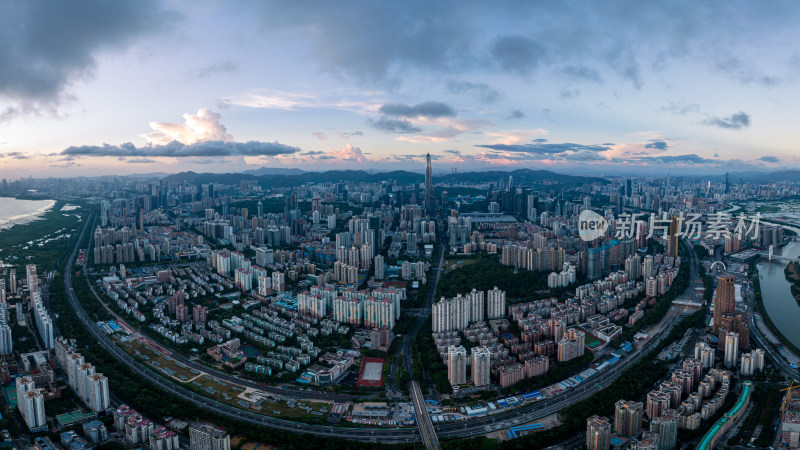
[119, 338, 201, 382]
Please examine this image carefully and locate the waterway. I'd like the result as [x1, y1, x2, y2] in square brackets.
[0, 197, 55, 229]
[757, 225, 800, 348]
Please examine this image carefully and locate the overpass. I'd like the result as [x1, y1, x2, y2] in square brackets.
[410, 381, 440, 450]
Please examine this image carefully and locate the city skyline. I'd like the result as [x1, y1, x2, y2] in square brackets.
[2, 1, 800, 177]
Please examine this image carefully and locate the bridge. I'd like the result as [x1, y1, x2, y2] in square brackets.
[410, 380, 440, 450]
[756, 244, 799, 264]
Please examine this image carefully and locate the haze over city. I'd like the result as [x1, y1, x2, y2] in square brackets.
[2, 1, 800, 177]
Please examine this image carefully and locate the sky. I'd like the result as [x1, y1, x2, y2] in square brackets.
[1, 0, 800, 178]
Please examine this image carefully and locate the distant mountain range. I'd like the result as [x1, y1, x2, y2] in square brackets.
[159, 168, 609, 188]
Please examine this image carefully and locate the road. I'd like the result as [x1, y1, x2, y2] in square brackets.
[410, 380, 440, 450]
[62, 214, 688, 443]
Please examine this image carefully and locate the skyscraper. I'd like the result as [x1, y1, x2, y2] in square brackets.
[447, 345, 467, 386]
[586, 415, 611, 450]
[471, 346, 491, 387]
[668, 215, 680, 258]
[724, 331, 739, 369]
[424, 153, 433, 215]
[614, 400, 643, 437]
[189, 423, 231, 450]
[713, 276, 736, 334]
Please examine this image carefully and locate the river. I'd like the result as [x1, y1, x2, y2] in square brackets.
[757, 228, 800, 348]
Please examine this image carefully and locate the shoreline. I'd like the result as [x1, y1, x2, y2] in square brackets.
[0, 199, 56, 231]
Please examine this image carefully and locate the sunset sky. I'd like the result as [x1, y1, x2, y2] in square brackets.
[2, 1, 800, 178]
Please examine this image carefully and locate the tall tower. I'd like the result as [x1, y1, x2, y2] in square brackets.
[425, 153, 433, 215]
[713, 276, 736, 334]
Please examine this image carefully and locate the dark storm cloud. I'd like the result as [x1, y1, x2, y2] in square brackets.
[0, 1, 176, 116]
[251, 2, 795, 89]
[491, 35, 545, 75]
[378, 101, 455, 118]
[61, 140, 299, 157]
[759, 155, 781, 163]
[446, 81, 502, 103]
[475, 141, 611, 154]
[703, 112, 750, 129]
[367, 117, 422, 133]
[644, 140, 668, 150]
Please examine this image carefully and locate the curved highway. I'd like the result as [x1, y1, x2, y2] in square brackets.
[62, 213, 687, 443]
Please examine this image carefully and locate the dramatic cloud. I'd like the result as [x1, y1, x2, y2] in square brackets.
[703, 111, 751, 129]
[144, 108, 233, 145]
[446, 81, 501, 103]
[61, 140, 299, 158]
[635, 154, 714, 164]
[491, 35, 545, 75]
[329, 144, 367, 163]
[367, 117, 422, 133]
[0, 0, 175, 118]
[378, 101, 455, 118]
[475, 141, 612, 154]
[759, 155, 781, 163]
[644, 140, 668, 151]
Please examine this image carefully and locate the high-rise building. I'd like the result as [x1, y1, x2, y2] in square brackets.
[424, 153, 433, 215]
[87, 374, 110, 412]
[586, 415, 611, 450]
[650, 411, 678, 450]
[614, 400, 643, 437]
[189, 423, 231, 450]
[486, 287, 506, 319]
[669, 215, 680, 258]
[471, 346, 491, 387]
[646, 390, 672, 419]
[724, 331, 739, 369]
[713, 276, 736, 334]
[447, 345, 467, 386]
[694, 342, 715, 369]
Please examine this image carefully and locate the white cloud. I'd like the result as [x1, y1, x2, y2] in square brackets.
[143, 108, 233, 145]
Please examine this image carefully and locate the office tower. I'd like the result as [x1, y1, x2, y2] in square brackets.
[189, 423, 231, 450]
[447, 345, 467, 386]
[586, 415, 611, 450]
[713, 276, 736, 334]
[668, 215, 680, 258]
[614, 400, 643, 437]
[257, 200, 263, 218]
[471, 346, 491, 387]
[650, 411, 678, 450]
[486, 287, 506, 319]
[724, 332, 739, 369]
[425, 153, 433, 215]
